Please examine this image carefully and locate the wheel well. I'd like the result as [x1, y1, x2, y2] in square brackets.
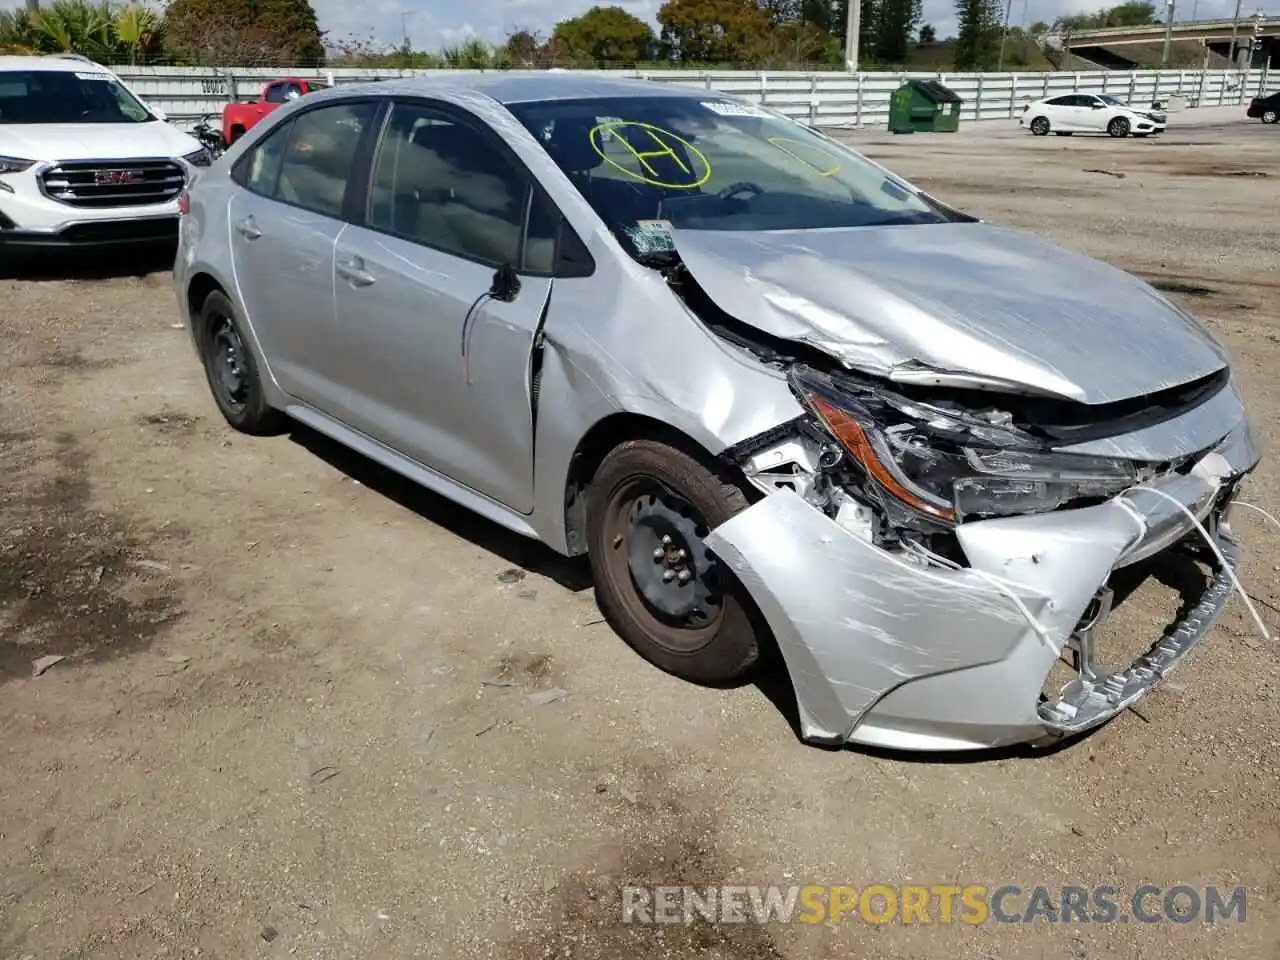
[186, 272, 225, 334]
[561, 413, 746, 556]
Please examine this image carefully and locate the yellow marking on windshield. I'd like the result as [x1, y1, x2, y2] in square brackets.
[588, 121, 712, 189]
[766, 137, 841, 177]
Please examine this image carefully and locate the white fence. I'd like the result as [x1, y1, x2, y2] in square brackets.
[113, 64, 1274, 131]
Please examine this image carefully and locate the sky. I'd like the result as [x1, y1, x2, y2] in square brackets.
[316, 0, 1272, 52]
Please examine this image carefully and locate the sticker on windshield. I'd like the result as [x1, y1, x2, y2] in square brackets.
[700, 100, 771, 118]
[75, 72, 112, 80]
[588, 121, 711, 189]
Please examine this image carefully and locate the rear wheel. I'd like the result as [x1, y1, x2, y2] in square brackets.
[1263, 109, 1278, 124]
[1107, 116, 1130, 138]
[1030, 116, 1050, 136]
[196, 290, 286, 435]
[586, 439, 763, 686]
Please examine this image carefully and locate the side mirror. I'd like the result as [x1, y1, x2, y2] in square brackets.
[490, 263, 521, 303]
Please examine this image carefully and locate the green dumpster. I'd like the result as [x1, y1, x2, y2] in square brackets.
[887, 79, 964, 134]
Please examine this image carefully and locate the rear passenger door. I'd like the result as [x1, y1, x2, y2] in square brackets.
[331, 99, 583, 514]
[227, 99, 378, 414]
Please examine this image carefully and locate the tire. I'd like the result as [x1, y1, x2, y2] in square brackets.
[1107, 116, 1130, 138]
[195, 289, 286, 435]
[1029, 116, 1050, 136]
[1263, 110, 1278, 124]
[586, 439, 763, 686]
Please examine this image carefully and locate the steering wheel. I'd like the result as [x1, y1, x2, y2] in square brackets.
[717, 181, 765, 201]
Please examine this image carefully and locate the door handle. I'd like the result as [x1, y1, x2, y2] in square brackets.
[232, 216, 261, 240]
[336, 257, 376, 287]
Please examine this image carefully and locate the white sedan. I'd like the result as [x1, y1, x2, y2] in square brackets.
[1020, 93, 1165, 138]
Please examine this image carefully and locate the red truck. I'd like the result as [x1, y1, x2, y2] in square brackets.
[221, 78, 329, 146]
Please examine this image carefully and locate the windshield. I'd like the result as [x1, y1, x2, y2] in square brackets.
[507, 95, 959, 260]
[0, 70, 153, 124]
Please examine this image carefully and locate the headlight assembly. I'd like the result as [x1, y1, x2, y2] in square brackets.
[789, 366, 1140, 524]
[0, 155, 35, 175]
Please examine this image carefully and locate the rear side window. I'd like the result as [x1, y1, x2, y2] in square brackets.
[274, 101, 375, 218]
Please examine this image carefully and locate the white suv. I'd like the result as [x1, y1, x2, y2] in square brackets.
[0, 55, 210, 250]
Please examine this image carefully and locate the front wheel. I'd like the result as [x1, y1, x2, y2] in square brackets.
[1029, 116, 1050, 136]
[586, 439, 763, 686]
[1263, 109, 1278, 124]
[1107, 116, 1130, 138]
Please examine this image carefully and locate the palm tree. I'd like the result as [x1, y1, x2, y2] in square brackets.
[29, 0, 114, 57]
[112, 3, 160, 64]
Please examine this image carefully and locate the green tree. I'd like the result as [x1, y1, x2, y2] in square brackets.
[162, 0, 324, 66]
[657, 0, 773, 63]
[502, 27, 545, 65]
[29, 0, 113, 57]
[551, 5, 655, 65]
[1104, 2, 1157, 25]
[872, 0, 921, 63]
[112, 3, 162, 65]
[917, 21, 936, 42]
[952, 0, 1002, 68]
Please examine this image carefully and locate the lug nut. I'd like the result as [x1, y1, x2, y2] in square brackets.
[662, 570, 675, 583]
[676, 549, 687, 560]
[661, 534, 672, 545]
[678, 569, 692, 584]
[653, 547, 665, 560]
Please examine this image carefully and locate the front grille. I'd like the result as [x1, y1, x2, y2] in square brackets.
[40, 159, 184, 209]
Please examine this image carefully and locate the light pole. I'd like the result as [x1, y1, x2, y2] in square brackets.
[997, 0, 1015, 71]
[844, 0, 861, 71]
[1228, 0, 1243, 68]
[1161, 0, 1176, 66]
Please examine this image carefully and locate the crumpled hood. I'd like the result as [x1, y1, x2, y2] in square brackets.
[0, 121, 200, 164]
[672, 222, 1228, 404]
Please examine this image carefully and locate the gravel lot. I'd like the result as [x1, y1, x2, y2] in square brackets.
[2, 109, 1278, 960]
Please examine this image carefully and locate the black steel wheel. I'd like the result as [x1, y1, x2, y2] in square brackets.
[196, 290, 285, 435]
[586, 439, 763, 686]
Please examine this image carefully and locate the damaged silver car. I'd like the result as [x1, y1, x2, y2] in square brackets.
[174, 74, 1260, 751]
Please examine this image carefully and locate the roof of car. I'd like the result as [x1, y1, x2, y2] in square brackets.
[0, 54, 113, 74]
[335, 71, 707, 106]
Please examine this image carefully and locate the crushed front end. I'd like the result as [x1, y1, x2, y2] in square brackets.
[705, 363, 1260, 751]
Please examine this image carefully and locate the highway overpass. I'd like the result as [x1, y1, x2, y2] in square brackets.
[1047, 17, 1280, 69]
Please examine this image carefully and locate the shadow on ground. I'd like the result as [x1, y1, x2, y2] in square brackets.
[288, 424, 595, 593]
[0, 243, 176, 282]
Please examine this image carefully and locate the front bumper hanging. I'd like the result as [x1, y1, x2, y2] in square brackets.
[705, 443, 1252, 752]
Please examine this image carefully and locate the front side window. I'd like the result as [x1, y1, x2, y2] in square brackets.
[367, 102, 528, 267]
[507, 95, 958, 262]
[275, 101, 375, 218]
[0, 70, 153, 124]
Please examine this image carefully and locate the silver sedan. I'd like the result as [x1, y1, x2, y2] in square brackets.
[174, 73, 1259, 752]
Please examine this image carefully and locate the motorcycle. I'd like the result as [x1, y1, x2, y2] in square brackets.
[190, 114, 227, 159]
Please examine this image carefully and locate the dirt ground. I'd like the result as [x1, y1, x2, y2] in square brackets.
[2, 111, 1279, 960]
